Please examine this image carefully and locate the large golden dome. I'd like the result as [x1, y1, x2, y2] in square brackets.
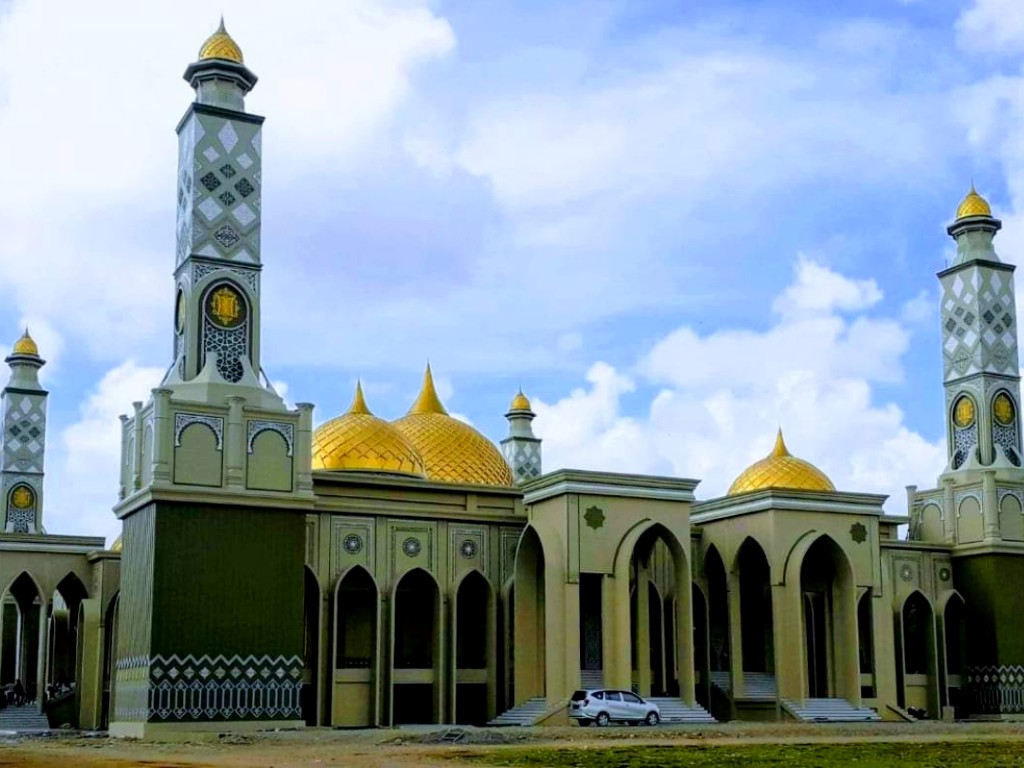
[392, 366, 515, 487]
[956, 185, 992, 220]
[111, 535, 122, 553]
[728, 430, 834, 495]
[198, 18, 244, 64]
[12, 329, 38, 357]
[313, 382, 426, 476]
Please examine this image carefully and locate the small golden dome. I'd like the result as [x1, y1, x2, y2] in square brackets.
[956, 185, 992, 220]
[12, 329, 38, 357]
[111, 535, 122, 553]
[727, 430, 835, 496]
[393, 366, 515, 487]
[312, 382, 426, 476]
[198, 18, 244, 64]
[510, 389, 532, 411]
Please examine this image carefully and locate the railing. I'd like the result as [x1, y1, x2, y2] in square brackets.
[966, 666, 1024, 714]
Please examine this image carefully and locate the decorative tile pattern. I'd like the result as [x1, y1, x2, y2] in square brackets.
[246, 420, 295, 456]
[967, 666, 1024, 714]
[174, 413, 224, 450]
[202, 315, 248, 383]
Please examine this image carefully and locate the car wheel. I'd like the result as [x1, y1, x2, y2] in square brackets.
[596, 712, 611, 727]
[578, 719, 592, 727]
[646, 711, 660, 726]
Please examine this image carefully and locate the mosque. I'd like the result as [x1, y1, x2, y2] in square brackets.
[1, 21, 1023, 735]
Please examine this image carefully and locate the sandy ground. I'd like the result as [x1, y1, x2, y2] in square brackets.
[3, 721, 1024, 768]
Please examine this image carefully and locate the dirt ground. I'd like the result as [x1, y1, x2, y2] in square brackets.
[2, 721, 1024, 768]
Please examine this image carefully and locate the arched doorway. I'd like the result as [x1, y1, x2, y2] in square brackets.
[48, 573, 88, 701]
[101, 593, 119, 728]
[900, 591, 937, 717]
[737, 539, 774, 677]
[705, 546, 730, 697]
[1, 572, 45, 706]
[799, 536, 857, 701]
[513, 527, 545, 704]
[623, 524, 692, 702]
[391, 568, 441, 724]
[453, 570, 495, 725]
[332, 566, 379, 727]
[857, 590, 875, 699]
[302, 567, 320, 725]
[942, 593, 965, 719]
[692, 583, 709, 708]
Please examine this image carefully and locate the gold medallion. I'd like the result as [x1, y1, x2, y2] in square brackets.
[953, 396, 975, 428]
[204, 284, 246, 329]
[10, 486, 33, 509]
[994, 393, 1015, 426]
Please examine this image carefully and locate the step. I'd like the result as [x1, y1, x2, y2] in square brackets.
[580, 670, 604, 689]
[486, 698, 548, 727]
[646, 698, 717, 724]
[0, 705, 49, 732]
[782, 698, 881, 722]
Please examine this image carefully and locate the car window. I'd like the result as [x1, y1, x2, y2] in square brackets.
[592, 691, 604, 700]
[608, 692, 623, 702]
[571, 691, 587, 701]
[622, 692, 642, 703]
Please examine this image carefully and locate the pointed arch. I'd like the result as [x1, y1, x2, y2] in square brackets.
[101, 591, 120, 728]
[452, 569, 496, 725]
[735, 537, 774, 676]
[390, 567, 442, 725]
[513, 525, 546, 704]
[897, 588, 939, 717]
[938, 590, 966, 717]
[2, 570, 44, 604]
[0, 570, 45, 704]
[331, 564, 380, 727]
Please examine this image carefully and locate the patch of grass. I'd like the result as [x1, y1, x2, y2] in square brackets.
[457, 740, 1024, 768]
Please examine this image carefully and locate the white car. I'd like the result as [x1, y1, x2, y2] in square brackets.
[569, 688, 660, 727]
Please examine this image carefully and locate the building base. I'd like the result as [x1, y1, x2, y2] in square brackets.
[108, 720, 305, 739]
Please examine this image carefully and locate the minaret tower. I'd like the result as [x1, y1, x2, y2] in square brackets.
[501, 390, 542, 483]
[939, 186, 1022, 473]
[164, 18, 277, 405]
[1, 330, 47, 533]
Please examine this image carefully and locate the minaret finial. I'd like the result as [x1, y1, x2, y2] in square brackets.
[348, 380, 370, 415]
[771, 428, 789, 458]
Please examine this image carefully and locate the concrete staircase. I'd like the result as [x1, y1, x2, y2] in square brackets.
[580, 670, 604, 690]
[710, 671, 777, 700]
[782, 698, 881, 722]
[647, 697, 717, 724]
[486, 697, 547, 726]
[0, 704, 49, 732]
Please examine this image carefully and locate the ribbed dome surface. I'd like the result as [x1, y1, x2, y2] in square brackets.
[198, 18, 244, 63]
[509, 390, 532, 411]
[728, 430, 834, 495]
[956, 185, 992, 220]
[313, 383, 426, 476]
[392, 366, 514, 487]
[12, 329, 38, 356]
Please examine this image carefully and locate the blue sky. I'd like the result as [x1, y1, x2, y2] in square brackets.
[2, 0, 1023, 543]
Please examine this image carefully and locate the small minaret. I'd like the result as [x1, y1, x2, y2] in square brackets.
[501, 389, 542, 483]
[940, 186, 1022, 471]
[1, 330, 47, 533]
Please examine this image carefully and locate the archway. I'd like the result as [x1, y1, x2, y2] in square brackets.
[332, 566, 379, 727]
[622, 523, 692, 702]
[736, 539, 774, 676]
[692, 583, 709, 708]
[48, 573, 88, 700]
[101, 593, 119, 728]
[941, 593, 966, 718]
[302, 567, 320, 725]
[453, 570, 495, 725]
[857, 590, 875, 699]
[799, 536, 857, 700]
[704, 546, 730, 696]
[513, 527, 545, 704]
[901, 591, 937, 717]
[391, 568, 441, 724]
[1, 572, 44, 706]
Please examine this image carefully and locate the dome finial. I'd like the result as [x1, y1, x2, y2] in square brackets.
[956, 184, 992, 220]
[772, 427, 789, 458]
[198, 16, 244, 63]
[510, 388, 532, 412]
[348, 380, 370, 415]
[408, 363, 448, 415]
[12, 328, 38, 357]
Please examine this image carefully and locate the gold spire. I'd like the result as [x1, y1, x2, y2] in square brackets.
[510, 389, 532, 411]
[727, 428, 835, 495]
[955, 183, 992, 220]
[349, 380, 370, 415]
[408, 364, 448, 415]
[12, 328, 38, 357]
[198, 17, 244, 64]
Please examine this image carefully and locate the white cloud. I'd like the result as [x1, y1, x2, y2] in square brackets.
[956, 0, 1024, 55]
[47, 362, 165, 544]
[772, 256, 883, 318]
[534, 258, 944, 510]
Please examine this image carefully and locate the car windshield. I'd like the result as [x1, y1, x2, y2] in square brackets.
[571, 690, 587, 701]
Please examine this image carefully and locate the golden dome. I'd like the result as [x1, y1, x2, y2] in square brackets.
[111, 535, 122, 553]
[956, 185, 992, 220]
[510, 389, 532, 411]
[12, 329, 38, 356]
[198, 18, 244, 64]
[312, 382, 426, 476]
[393, 366, 515, 487]
[727, 430, 835, 496]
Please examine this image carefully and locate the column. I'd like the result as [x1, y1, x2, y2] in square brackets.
[635, 565, 651, 696]
[942, 478, 956, 543]
[35, 602, 48, 711]
[150, 389, 174, 484]
[225, 395, 246, 488]
[982, 469, 1000, 540]
[131, 401, 144, 491]
[296, 403, 315, 494]
[727, 569, 745, 698]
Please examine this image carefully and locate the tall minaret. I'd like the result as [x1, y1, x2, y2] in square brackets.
[164, 19, 277, 405]
[501, 390, 542, 483]
[1, 330, 47, 533]
[939, 186, 1022, 472]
